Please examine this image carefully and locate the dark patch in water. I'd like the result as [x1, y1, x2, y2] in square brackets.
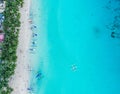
[93, 27, 101, 38]
[105, 0, 120, 39]
[111, 32, 120, 38]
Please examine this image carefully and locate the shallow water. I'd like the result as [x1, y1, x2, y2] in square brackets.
[29, 0, 120, 94]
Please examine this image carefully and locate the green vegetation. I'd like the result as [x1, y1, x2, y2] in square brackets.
[0, 0, 24, 94]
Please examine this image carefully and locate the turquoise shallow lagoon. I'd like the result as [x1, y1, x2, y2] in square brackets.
[29, 0, 120, 94]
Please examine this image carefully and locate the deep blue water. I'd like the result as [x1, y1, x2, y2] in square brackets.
[29, 0, 120, 94]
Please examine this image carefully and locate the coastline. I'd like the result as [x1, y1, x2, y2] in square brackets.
[9, 0, 31, 94]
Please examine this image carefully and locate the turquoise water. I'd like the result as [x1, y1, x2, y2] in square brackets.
[29, 0, 120, 94]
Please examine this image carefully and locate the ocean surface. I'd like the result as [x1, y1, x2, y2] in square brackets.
[29, 0, 120, 94]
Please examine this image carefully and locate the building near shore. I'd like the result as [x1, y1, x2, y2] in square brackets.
[0, 0, 5, 13]
[0, 33, 4, 42]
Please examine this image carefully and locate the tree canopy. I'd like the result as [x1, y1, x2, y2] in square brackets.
[0, 0, 24, 94]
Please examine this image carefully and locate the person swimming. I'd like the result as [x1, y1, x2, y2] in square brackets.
[30, 25, 37, 31]
[35, 72, 44, 79]
[32, 41, 37, 45]
[111, 32, 115, 38]
[71, 64, 78, 71]
[32, 33, 37, 37]
[36, 72, 42, 78]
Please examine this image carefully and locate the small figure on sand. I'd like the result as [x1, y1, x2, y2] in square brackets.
[111, 31, 120, 38]
[28, 19, 32, 24]
[27, 65, 33, 71]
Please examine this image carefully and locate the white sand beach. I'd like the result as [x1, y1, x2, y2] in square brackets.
[9, 0, 32, 94]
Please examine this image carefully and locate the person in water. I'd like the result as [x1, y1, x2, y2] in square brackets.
[32, 33, 37, 37]
[35, 71, 44, 79]
[36, 72, 42, 78]
[71, 64, 77, 71]
[27, 87, 34, 91]
[32, 41, 37, 44]
[111, 32, 115, 38]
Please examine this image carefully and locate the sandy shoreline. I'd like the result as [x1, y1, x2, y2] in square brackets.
[9, 0, 32, 94]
